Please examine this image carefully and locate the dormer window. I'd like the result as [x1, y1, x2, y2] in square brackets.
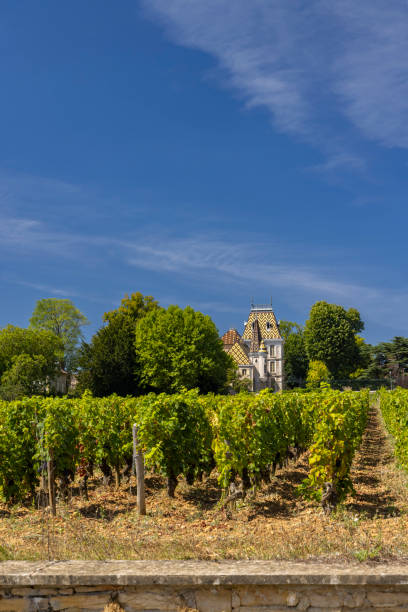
[266, 321, 271, 330]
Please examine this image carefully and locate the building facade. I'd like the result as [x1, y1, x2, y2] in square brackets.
[222, 302, 284, 392]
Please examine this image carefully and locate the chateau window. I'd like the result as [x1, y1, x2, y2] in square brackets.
[269, 345, 275, 357]
[270, 361, 276, 373]
[241, 369, 247, 375]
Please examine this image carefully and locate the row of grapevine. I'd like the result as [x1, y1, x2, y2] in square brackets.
[299, 388, 369, 512]
[380, 388, 408, 471]
[0, 388, 370, 511]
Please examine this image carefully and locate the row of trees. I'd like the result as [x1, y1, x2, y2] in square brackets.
[78, 293, 233, 396]
[0, 295, 406, 398]
[0, 299, 89, 400]
[282, 301, 406, 388]
[0, 294, 234, 400]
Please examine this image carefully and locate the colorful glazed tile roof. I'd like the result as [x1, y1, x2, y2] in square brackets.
[250, 318, 262, 352]
[242, 310, 281, 340]
[228, 341, 251, 366]
[221, 328, 241, 349]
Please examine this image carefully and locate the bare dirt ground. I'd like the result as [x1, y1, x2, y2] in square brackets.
[1, 403, 408, 561]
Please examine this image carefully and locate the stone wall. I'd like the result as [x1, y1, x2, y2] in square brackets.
[2, 560, 408, 611]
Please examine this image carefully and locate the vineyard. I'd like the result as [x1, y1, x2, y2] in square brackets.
[3, 388, 408, 561]
[0, 388, 369, 514]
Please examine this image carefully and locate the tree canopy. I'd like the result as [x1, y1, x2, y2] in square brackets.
[0, 325, 63, 400]
[77, 314, 145, 397]
[306, 360, 330, 388]
[29, 298, 89, 370]
[281, 321, 309, 387]
[104, 292, 159, 323]
[304, 301, 364, 379]
[135, 305, 234, 394]
[77, 292, 160, 396]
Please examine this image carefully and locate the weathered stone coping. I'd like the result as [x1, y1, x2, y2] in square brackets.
[2, 560, 408, 587]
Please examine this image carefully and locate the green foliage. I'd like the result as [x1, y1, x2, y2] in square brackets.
[306, 360, 330, 389]
[104, 292, 160, 323]
[0, 354, 48, 400]
[0, 389, 369, 507]
[78, 292, 160, 397]
[282, 324, 309, 386]
[0, 397, 44, 502]
[77, 315, 142, 397]
[299, 389, 369, 507]
[135, 305, 234, 394]
[380, 388, 408, 471]
[75, 393, 133, 484]
[0, 325, 63, 376]
[278, 320, 303, 342]
[30, 298, 89, 370]
[211, 391, 317, 489]
[39, 397, 79, 482]
[134, 390, 213, 488]
[304, 301, 364, 378]
[0, 326, 63, 400]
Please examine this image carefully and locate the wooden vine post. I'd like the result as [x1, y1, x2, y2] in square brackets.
[132, 423, 146, 515]
[47, 448, 56, 516]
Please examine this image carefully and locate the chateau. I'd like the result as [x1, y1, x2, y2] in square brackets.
[222, 302, 284, 392]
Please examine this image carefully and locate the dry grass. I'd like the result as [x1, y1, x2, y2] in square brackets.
[1, 404, 408, 562]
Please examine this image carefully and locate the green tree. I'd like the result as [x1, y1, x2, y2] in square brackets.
[77, 292, 160, 396]
[0, 325, 63, 399]
[104, 292, 159, 323]
[30, 298, 89, 370]
[304, 301, 364, 379]
[284, 329, 309, 387]
[77, 315, 144, 396]
[0, 354, 48, 400]
[279, 320, 303, 342]
[306, 360, 330, 388]
[135, 305, 234, 394]
[0, 325, 63, 377]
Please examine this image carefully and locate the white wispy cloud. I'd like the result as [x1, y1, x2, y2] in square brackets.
[142, 0, 408, 150]
[126, 236, 408, 332]
[2, 209, 407, 334]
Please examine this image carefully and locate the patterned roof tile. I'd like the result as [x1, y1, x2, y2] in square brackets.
[228, 341, 251, 366]
[242, 310, 281, 340]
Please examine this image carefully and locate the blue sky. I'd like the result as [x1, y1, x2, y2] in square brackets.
[1, 0, 407, 344]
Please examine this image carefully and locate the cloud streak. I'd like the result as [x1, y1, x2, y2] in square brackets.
[2, 210, 408, 335]
[142, 0, 408, 151]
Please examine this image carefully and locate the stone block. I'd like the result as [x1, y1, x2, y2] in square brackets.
[74, 587, 116, 593]
[0, 600, 28, 612]
[296, 596, 310, 611]
[195, 588, 231, 612]
[286, 591, 299, 607]
[343, 590, 366, 608]
[231, 591, 240, 610]
[12, 588, 74, 597]
[366, 590, 408, 607]
[49, 593, 111, 610]
[119, 589, 181, 610]
[308, 608, 342, 612]
[308, 589, 343, 608]
[238, 586, 287, 606]
[239, 608, 294, 612]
